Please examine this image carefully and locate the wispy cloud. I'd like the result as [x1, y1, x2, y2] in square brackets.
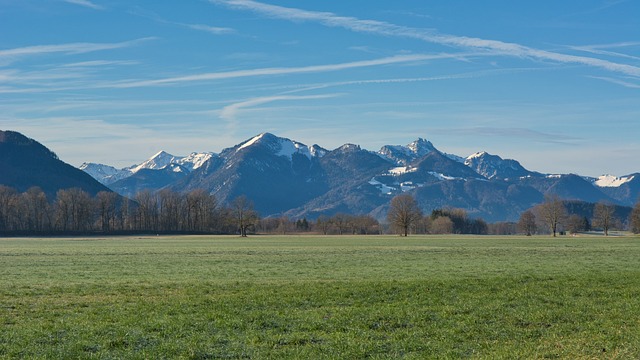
[113, 53, 455, 88]
[589, 76, 640, 89]
[129, 7, 235, 36]
[0, 37, 155, 65]
[210, 0, 640, 78]
[0, 59, 139, 94]
[220, 94, 341, 127]
[63, 0, 104, 10]
[280, 67, 542, 94]
[184, 24, 235, 35]
[60, 60, 139, 68]
[567, 42, 640, 61]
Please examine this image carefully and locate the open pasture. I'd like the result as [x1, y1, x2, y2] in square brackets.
[1, 235, 640, 359]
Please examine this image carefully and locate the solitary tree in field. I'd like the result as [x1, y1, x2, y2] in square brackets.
[387, 194, 423, 236]
[231, 195, 259, 237]
[538, 194, 567, 237]
[518, 210, 537, 236]
[592, 202, 617, 236]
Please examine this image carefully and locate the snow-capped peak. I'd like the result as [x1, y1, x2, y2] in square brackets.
[338, 143, 361, 152]
[129, 150, 180, 173]
[378, 138, 438, 165]
[178, 152, 215, 171]
[464, 151, 532, 180]
[79, 162, 120, 179]
[236, 132, 315, 160]
[407, 138, 437, 157]
[594, 174, 635, 188]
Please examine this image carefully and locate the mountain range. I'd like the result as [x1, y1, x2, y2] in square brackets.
[79, 132, 639, 222]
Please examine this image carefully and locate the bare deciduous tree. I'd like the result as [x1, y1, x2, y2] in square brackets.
[566, 214, 588, 235]
[315, 215, 330, 235]
[431, 216, 453, 234]
[537, 194, 567, 237]
[134, 190, 158, 231]
[23, 187, 50, 232]
[518, 210, 537, 236]
[387, 194, 423, 236]
[96, 191, 119, 232]
[231, 195, 259, 237]
[592, 202, 617, 236]
[0, 185, 17, 231]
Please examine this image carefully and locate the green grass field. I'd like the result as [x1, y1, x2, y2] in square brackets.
[1, 235, 640, 359]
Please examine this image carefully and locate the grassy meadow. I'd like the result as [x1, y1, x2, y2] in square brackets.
[1, 234, 640, 359]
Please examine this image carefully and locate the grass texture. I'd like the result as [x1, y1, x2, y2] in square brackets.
[1, 235, 640, 359]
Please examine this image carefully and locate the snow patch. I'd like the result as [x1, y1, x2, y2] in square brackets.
[388, 166, 418, 175]
[237, 133, 266, 152]
[466, 151, 488, 161]
[369, 178, 396, 195]
[310, 145, 327, 158]
[276, 138, 312, 160]
[594, 174, 634, 188]
[179, 152, 214, 170]
[400, 181, 416, 192]
[429, 172, 464, 181]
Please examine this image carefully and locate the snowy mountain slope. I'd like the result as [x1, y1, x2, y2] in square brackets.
[592, 173, 640, 206]
[377, 138, 437, 165]
[464, 151, 537, 180]
[81, 151, 215, 185]
[79, 163, 121, 183]
[592, 174, 635, 188]
[235, 132, 326, 161]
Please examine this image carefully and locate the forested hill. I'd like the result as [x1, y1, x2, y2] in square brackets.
[0, 130, 111, 197]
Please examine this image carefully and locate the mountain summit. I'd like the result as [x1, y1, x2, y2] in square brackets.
[464, 151, 535, 180]
[378, 138, 437, 165]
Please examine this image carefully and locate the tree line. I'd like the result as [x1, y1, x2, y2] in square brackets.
[386, 193, 640, 237]
[0, 186, 250, 235]
[516, 194, 640, 237]
[0, 185, 381, 236]
[386, 194, 489, 236]
[2, 184, 639, 236]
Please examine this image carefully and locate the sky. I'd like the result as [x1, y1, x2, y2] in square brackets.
[1, 0, 639, 177]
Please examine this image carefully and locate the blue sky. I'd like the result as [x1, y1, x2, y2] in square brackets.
[1, 0, 638, 176]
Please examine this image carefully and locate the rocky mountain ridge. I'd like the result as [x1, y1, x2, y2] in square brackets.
[79, 132, 639, 222]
